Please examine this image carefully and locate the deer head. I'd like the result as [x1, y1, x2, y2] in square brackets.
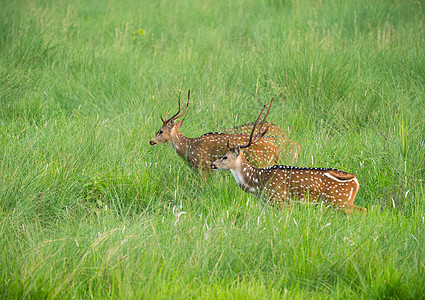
[149, 90, 190, 145]
[211, 100, 271, 170]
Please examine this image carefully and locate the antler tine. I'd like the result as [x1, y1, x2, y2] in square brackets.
[263, 98, 273, 128]
[255, 98, 273, 138]
[173, 89, 190, 120]
[160, 112, 165, 123]
[252, 123, 270, 144]
[240, 104, 267, 149]
[169, 91, 182, 121]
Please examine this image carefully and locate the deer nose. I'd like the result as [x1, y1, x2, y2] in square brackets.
[149, 140, 156, 145]
[210, 163, 217, 170]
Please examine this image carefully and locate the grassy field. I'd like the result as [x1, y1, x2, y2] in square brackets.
[1, 0, 425, 298]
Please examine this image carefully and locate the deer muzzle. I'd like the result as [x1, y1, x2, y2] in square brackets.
[149, 140, 157, 145]
[210, 163, 218, 170]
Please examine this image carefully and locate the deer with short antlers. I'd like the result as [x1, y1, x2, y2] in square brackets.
[150, 90, 285, 176]
[210, 110, 366, 214]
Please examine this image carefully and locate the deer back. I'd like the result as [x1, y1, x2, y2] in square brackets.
[187, 132, 280, 173]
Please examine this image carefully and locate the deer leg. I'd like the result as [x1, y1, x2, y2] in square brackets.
[353, 205, 367, 214]
[197, 153, 212, 180]
[198, 162, 211, 179]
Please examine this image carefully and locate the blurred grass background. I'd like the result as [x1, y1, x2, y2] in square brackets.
[1, 0, 425, 298]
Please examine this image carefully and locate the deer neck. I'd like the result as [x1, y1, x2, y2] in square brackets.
[229, 155, 261, 194]
[169, 129, 190, 158]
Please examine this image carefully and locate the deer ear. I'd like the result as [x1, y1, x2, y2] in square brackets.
[234, 145, 241, 156]
[175, 119, 184, 129]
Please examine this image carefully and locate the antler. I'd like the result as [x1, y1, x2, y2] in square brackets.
[168, 91, 182, 121]
[226, 139, 232, 150]
[173, 89, 190, 120]
[239, 99, 272, 149]
[253, 98, 273, 139]
[160, 90, 191, 124]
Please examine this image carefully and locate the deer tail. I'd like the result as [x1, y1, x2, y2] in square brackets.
[328, 170, 356, 181]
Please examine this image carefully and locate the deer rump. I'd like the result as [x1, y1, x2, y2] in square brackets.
[220, 122, 301, 165]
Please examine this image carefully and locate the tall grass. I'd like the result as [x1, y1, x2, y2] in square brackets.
[1, 0, 425, 298]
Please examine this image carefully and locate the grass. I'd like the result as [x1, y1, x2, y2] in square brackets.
[1, 0, 425, 298]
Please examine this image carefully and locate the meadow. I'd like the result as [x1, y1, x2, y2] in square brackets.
[1, 0, 425, 298]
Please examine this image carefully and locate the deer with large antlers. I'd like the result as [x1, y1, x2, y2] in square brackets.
[150, 90, 285, 176]
[210, 111, 366, 214]
[220, 121, 301, 165]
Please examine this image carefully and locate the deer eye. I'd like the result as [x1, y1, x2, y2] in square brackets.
[159, 130, 163, 134]
[222, 156, 228, 160]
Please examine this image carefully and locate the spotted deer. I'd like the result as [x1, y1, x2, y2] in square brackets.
[210, 116, 366, 214]
[149, 90, 281, 176]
